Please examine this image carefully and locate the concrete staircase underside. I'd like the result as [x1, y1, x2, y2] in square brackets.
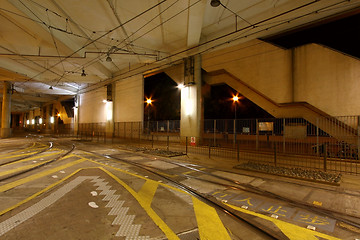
[204, 70, 358, 144]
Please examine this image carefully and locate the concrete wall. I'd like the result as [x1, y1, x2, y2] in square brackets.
[203, 39, 360, 117]
[202, 39, 293, 104]
[79, 88, 107, 123]
[294, 44, 360, 116]
[114, 74, 143, 122]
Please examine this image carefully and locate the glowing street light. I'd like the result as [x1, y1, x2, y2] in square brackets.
[145, 98, 153, 135]
[232, 94, 239, 145]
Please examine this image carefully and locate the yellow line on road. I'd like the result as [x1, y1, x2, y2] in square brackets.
[192, 196, 231, 240]
[100, 167, 180, 240]
[0, 158, 85, 193]
[0, 142, 37, 157]
[137, 180, 159, 207]
[1, 151, 64, 167]
[225, 203, 342, 240]
[0, 167, 85, 216]
[0, 154, 74, 177]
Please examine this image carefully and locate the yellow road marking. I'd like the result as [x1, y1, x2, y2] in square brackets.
[100, 167, 180, 240]
[137, 180, 159, 206]
[225, 203, 342, 240]
[0, 142, 37, 157]
[1, 151, 64, 167]
[86, 156, 339, 240]
[0, 147, 61, 160]
[0, 158, 85, 193]
[0, 154, 74, 177]
[192, 196, 231, 240]
[0, 167, 85, 216]
[86, 158, 184, 194]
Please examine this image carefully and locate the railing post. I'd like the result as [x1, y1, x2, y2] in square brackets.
[152, 134, 154, 149]
[208, 141, 211, 159]
[316, 118, 319, 157]
[283, 118, 286, 153]
[214, 119, 216, 147]
[274, 142, 277, 167]
[256, 119, 259, 150]
[324, 143, 327, 172]
[237, 142, 240, 162]
[167, 135, 169, 151]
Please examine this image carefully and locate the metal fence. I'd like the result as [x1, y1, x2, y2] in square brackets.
[55, 116, 360, 175]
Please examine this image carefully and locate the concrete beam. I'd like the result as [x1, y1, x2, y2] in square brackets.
[187, 0, 206, 47]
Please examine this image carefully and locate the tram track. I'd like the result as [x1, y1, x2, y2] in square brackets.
[78, 147, 360, 237]
[0, 142, 53, 167]
[140, 157, 360, 231]
[76, 148, 288, 239]
[0, 142, 75, 182]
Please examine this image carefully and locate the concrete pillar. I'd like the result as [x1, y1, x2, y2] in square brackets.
[180, 55, 202, 144]
[105, 83, 115, 140]
[1, 81, 12, 138]
[74, 95, 79, 135]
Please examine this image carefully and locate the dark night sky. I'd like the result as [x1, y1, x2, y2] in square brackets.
[265, 12, 360, 58]
[145, 13, 360, 121]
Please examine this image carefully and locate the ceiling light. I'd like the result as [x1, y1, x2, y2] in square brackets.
[81, 69, 86, 77]
[106, 55, 112, 62]
[210, 0, 221, 7]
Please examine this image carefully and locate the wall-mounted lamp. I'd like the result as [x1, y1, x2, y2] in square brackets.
[106, 54, 112, 62]
[81, 69, 86, 77]
[210, 0, 221, 7]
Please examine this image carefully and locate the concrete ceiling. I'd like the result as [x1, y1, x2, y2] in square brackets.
[0, 0, 360, 111]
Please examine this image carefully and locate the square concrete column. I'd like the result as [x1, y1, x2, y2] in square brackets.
[1, 81, 12, 138]
[180, 55, 203, 144]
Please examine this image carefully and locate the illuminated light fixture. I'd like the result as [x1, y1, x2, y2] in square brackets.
[106, 101, 113, 121]
[81, 69, 86, 77]
[50, 116, 54, 124]
[102, 99, 108, 103]
[26, 119, 30, 125]
[146, 98, 152, 105]
[210, 0, 221, 7]
[233, 95, 239, 102]
[49, 86, 53, 90]
[57, 113, 61, 117]
[39, 118, 43, 124]
[106, 54, 112, 62]
[31, 119, 35, 125]
[177, 83, 185, 89]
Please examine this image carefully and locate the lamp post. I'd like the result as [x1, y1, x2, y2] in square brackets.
[232, 95, 239, 145]
[146, 98, 152, 135]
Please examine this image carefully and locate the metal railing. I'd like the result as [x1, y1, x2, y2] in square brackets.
[54, 116, 360, 175]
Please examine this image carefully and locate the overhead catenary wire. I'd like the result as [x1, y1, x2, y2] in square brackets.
[79, 0, 358, 95]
